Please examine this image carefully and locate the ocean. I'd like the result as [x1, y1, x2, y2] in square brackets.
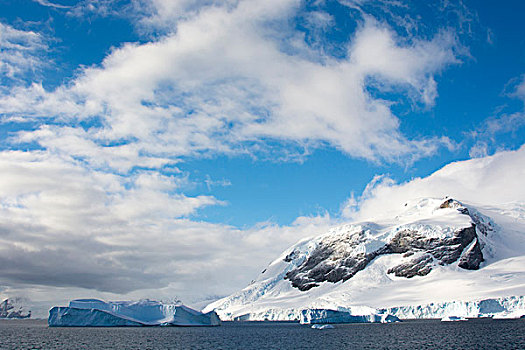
[1, 318, 524, 349]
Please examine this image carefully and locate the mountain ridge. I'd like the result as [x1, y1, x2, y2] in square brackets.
[204, 197, 525, 320]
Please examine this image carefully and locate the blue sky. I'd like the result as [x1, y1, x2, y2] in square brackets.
[0, 0, 524, 309]
[2, 0, 523, 227]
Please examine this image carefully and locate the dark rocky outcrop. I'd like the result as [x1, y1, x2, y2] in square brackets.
[386, 254, 433, 278]
[283, 249, 299, 262]
[458, 238, 484, 270]
[285, 230, 377, 291]
[285, 200, 486, 291]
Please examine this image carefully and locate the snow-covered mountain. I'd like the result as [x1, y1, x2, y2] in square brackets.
[0, 298, 31, 319]
[204, 198, 525, 320]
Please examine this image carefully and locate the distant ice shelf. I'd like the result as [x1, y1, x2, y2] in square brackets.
[48, 299, 221, 327]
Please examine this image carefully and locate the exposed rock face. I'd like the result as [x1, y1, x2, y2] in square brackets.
[285, 199, 485, 291]
[285, 230, 378, 291]
[386, 225, 483, 277]
[458, 238, 484, 270]
[387, 254, 433, 278]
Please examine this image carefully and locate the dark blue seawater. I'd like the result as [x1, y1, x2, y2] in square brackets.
[1, 319, 524, 349]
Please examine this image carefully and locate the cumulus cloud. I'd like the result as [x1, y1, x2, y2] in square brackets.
[0, 149, 335, 307]
[343, 145, 525, 221]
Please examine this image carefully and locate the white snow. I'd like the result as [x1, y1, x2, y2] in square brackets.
[48, 299, 221, 327]
[491, 309, 525, 319]
[204, 198, 525, 321]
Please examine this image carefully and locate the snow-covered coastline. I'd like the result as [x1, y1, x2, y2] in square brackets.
[208, 296, 525, 322]
[205, 198, 525, 323]
[381, 296, 525, 319]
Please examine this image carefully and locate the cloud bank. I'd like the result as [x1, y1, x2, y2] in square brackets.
[344, 144, 525, 221]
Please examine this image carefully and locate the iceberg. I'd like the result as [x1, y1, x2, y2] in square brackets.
[300, 309, 400, 324]
[48, 299, 221, 327]
[311, 324, 334, 329]
[441, 316, 467, 322]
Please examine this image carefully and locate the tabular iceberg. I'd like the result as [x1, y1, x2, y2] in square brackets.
[48, 299, 221, 327]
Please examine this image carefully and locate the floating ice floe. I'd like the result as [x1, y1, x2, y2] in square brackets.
[311, 324, 334, 329]
[440, 316, 467, 322]
[48, 299, 221, 327]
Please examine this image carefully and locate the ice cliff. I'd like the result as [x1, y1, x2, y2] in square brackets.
[48, 299, 221, 327]
[204, 198, 525, 321]
[381, 296, 525, 319]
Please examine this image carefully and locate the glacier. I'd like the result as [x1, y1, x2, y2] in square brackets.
[204, 198, 525, 322]
[381, 296, 525, 319]
[48, 299, 221, 327]
[300, 309, 399, 324]
[229, 306, 399, 324]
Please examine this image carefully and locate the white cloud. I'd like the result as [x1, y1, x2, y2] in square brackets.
[33, 0, 71, 9]
[344, 145, 525, 221]
[1, 1, 460, 168]
[0, 0, 479, 314]
[510, 74, 525, 103]
[0, 149, 334, 314]
[468, 74, 525, 157]
[468, 141, 488, 158]
[0, 23, 47, 85]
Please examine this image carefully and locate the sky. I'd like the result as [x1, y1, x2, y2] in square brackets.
[0, 0, 524, 316]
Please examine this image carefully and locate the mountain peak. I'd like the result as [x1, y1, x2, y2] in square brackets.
[205, 198, 525, 321]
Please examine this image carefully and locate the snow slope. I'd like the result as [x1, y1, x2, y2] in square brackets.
[49, 299, 221, 326]
[204, 198, 525, 320]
